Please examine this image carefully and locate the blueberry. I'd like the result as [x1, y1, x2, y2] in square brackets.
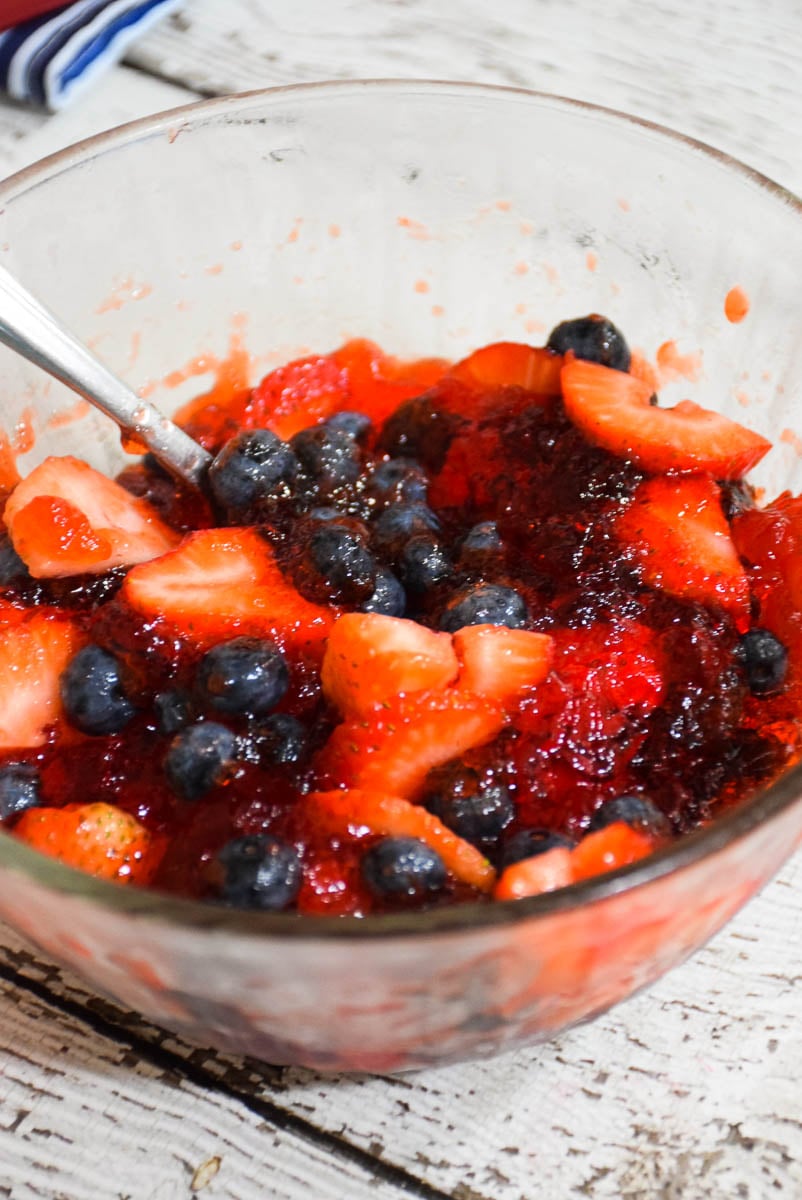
[307, 506, 343, 522]
[61, 645, 136, 735]
[460, 521, 503, 555]
[457, 522, 504, 571]
[377, 393, 462, 471]
[305, 524, 377, 602]
[154, 689, 194, 735]
[371, 502, 441, 561]
[367, 458, 429, 508]
[196, 637, 289, 717]
[0, 535, 28, 585]
[164, 721, 238, 800]
[358, 567, 407, 617]
[291, 426, 361, 495]
[439, 583, 529, 632]
[249, 713, 308, 766]
[500, 828, 576, 870]
[422, 763, 514, 846]
[361, 836, 447, 900]
[325, 410, 373, 441]
[737, 628, 788, 696]
[218, 834, 302, 910]
[0, 763, 41, 819]
[398, 534, 452, 595]
[546, 314, 631, 372]
[587, 795, 672, 838]
[207, 428, 297, 518]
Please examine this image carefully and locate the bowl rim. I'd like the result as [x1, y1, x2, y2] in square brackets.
[0, 77, 801, 942]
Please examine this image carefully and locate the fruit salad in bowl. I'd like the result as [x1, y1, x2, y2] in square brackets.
[0, 81, 800, 1070]
[0, 312, 790, 921]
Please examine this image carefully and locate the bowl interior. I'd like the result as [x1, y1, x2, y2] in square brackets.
[0, 83, 800, 503]
[0, 82, 801, 937]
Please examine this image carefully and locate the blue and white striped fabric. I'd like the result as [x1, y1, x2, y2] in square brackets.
[0, 0, 182, 111]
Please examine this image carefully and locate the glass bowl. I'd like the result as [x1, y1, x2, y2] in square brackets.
[0, 81, 800, 1072]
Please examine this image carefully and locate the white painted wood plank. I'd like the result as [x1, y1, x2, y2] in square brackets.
[274, 859, 802, 1199]
[0, 967, 414, 1200]
[126, 0, 802, 195]
[2, 849, 801, 1199]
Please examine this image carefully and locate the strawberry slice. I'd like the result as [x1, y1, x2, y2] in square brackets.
[316, 690, 505, 798]
[321, 613, 459, 718]
[0, 612, 85, 749]
[453, 625, 554, 704]
[571, 822, 655, 881]
[493, 847, 574, 900]
[238, 355, 351, 440]
[121, 527, 336, 654]
[615, 475, 750, 620]
[305, 789, 496, 891]
[492, 823, 658, 900]
[561, 358, 771, 477]
[14, 802, 162, 884]
[4, 456, 179, 578]
[451, 342, 563, 395]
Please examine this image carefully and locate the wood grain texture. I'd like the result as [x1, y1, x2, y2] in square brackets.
[0, 959, 426, 1200]
[1, 849, 801, 1199]
[125, 0, 802, 195]
[0, 2, 801, 1197]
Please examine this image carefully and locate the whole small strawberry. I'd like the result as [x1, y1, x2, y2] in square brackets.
[14, 802, 162, 884]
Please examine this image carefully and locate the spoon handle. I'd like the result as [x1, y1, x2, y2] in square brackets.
[0, 263, 212, 490]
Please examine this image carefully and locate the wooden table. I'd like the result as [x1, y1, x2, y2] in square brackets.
[1, 3, 801, 1197]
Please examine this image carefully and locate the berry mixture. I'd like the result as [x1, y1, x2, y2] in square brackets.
[0, 314, 799, 916]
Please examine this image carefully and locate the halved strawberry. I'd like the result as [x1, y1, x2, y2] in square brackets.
[493, 847, 574, 900]
[453, 625, 553, 704]
[615, 475, 750, 621]
[451, 342, 563, 396]
[14, 802, 162, 884]
[4, 456, 179, 578]
[0, 611, 86, 749]
[304, 789, 496, 891]
[321, 613, 459, 717]
[238, 355, 351, 440]
[570, 821, 655, 881]
[121, 527, 336, 654]
[561, 358, 771, 478]
[315, 690, 505, 798]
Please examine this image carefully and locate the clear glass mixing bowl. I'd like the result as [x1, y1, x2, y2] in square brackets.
[0, 81, 800, 1071]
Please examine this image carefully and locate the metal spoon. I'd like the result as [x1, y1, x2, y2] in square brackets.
[0, 263, 212, 490]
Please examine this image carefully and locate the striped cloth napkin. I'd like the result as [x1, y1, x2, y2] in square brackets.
[0, 0, 182, 110]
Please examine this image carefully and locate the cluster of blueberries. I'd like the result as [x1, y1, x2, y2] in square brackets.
[0, 313, 791, 911]
[207, 400, 530, 635]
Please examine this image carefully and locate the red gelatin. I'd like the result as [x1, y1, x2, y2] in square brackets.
[0, 317, 797, 916]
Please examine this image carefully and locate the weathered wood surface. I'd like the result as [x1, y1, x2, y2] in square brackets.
[2, 853, 802, 1200]
[0, 2, 801, 1197]
[124, 0, 802, 195]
